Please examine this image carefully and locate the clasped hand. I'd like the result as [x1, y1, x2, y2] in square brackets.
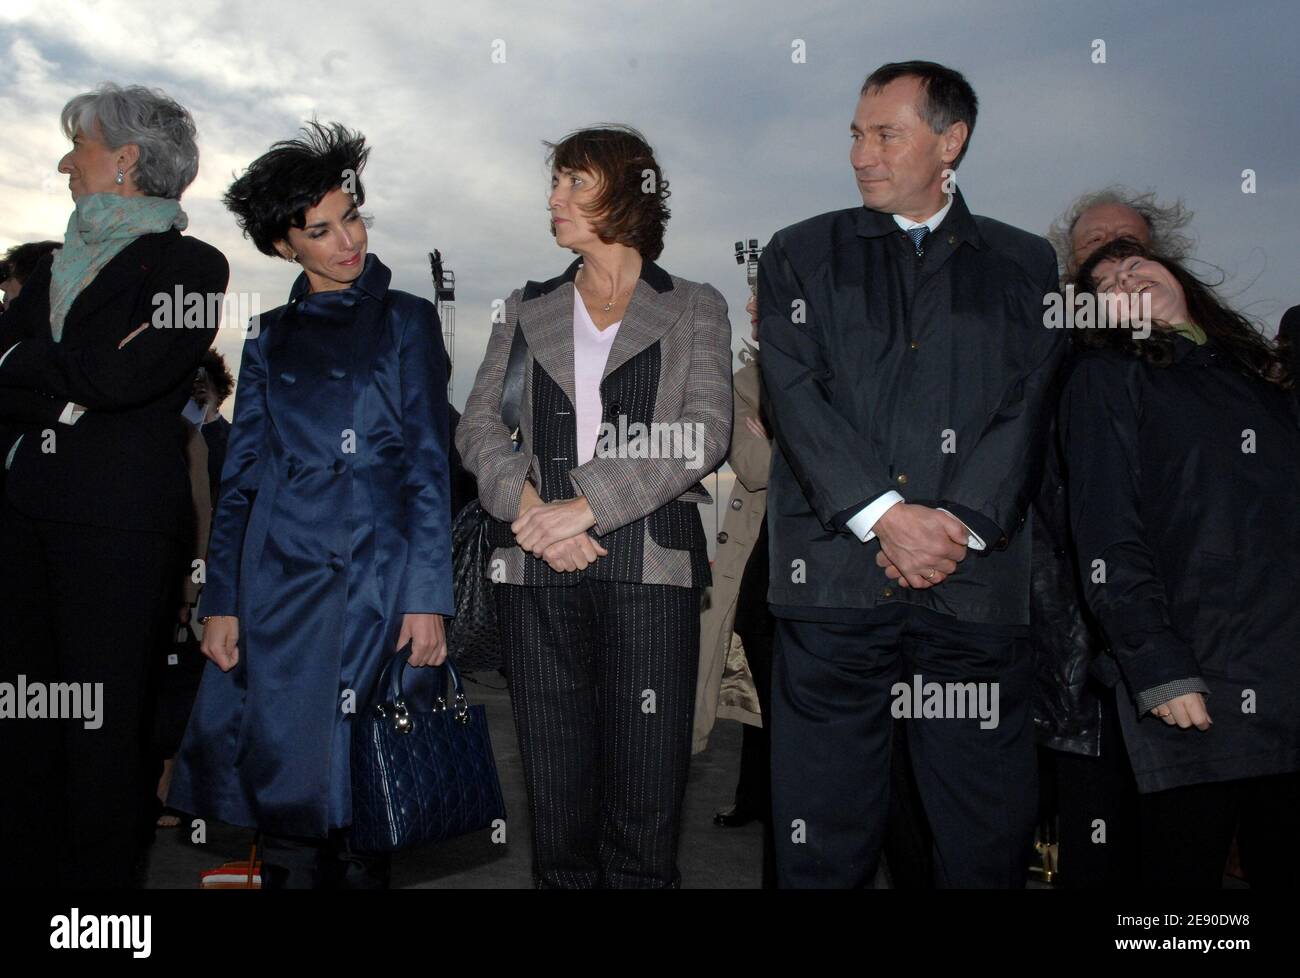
[873, 503, 969, 589]
[513, 489, 608, 573]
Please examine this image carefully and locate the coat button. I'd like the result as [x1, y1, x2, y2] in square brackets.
[881, 587, 893, 598]
[608, 402, 622, 417]
[731, 498, 743, 510]
[947, 234, 956, 245]
[333, 460, 346, 474]
[328, 555, 344, 572]
[1053, 546, 1066, 559]
[909, 340, 919, 351]
[896, 473, 908, 486]
[717, 531, 728, 544]
[329, 367, 347, 380]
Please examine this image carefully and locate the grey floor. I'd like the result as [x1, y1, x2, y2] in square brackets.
[145, 674, 767, 889]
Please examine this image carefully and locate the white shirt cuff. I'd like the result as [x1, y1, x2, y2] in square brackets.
[0, 342, 19, 368]
[57, 402, 85, 426]
[846, 490, 905, 542]
[937, 508, 986, 550]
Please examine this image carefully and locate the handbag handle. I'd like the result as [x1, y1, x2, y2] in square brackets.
[371, 644, 470, 733]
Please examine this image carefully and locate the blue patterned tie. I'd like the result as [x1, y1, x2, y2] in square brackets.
[906, 224, 931, 256]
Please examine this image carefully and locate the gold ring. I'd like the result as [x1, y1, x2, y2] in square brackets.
[924, 568, 936, 580]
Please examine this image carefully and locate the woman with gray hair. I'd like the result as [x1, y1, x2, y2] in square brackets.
[0, 82, 228, 888]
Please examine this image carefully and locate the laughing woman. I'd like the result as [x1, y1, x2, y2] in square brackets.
[169, 123, 455, 888]
[1061, 237, 1300, 887]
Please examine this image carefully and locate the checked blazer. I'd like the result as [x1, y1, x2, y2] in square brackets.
[456, 257, 733, 588]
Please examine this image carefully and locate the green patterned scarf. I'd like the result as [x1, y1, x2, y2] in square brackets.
[48, 192, 187, 342]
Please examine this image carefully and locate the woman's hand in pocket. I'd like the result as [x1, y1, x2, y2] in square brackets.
[398, 612, 447, 667]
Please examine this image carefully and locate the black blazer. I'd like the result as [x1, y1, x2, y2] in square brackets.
[0, 228, 229, 534]
[758, 190, 1066, 625]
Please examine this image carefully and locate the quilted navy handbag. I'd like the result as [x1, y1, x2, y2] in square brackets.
[350, 647, 507, 852]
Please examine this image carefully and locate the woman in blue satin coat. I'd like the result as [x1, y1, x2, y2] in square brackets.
[170, 123, 455, 888]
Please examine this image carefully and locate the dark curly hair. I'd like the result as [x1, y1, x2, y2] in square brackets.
[223, 121, 369, 257]
[1076, 237, 1290, 389]
[545, 125, 671, 261]
[200, 348, 235, 404]
[1, 241, 62, 285]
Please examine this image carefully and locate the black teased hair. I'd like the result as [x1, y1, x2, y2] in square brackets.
[223, 121, 369, 256]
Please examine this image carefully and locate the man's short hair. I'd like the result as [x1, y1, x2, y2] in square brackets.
[861, 61, 979, 168]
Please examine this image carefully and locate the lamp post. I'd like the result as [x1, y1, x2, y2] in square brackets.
[429, 249, 457, 400]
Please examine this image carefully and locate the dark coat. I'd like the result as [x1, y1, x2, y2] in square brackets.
[0, 229, 228, 534]
[201, 413, 231, 505]
[757, 190, 1066, 625]
[1280, 305, 1300, 381]
[170, 254, 456, 838]
[1030, 366, 1107, 756]
[1060, 340, 1300, 792]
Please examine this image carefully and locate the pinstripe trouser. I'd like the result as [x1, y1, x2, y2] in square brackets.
[496, 579, 701, 888]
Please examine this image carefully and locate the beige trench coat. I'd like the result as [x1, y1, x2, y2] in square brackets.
[692, 349, 769, 754]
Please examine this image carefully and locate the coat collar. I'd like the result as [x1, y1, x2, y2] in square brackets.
[855, 187, 983, 250]
[528, 255, 674, 297]
[518, 255, 681, 408]
[288, 252, 391, 303]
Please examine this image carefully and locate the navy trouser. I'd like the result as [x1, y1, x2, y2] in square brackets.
[771, 604, 1037, 888]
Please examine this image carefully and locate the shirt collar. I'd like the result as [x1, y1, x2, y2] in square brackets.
[856, 187, 982, 249]
[892, 194, 954, 234]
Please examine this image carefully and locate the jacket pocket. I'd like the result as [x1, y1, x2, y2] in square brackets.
[648, 499, 706, 551]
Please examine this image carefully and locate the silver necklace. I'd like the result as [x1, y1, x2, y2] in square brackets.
[579, 266, 629, 312]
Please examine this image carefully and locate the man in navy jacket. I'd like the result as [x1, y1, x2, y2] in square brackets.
[759, 61, 1065, 887]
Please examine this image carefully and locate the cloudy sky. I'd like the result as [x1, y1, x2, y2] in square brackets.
[2, 0, 1296, 429]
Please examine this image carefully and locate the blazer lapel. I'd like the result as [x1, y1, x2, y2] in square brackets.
[600, 269, 681, 384]
[519, 283, 577, 409]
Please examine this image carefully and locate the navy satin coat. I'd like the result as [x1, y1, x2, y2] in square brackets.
[170, 254, 455, 838]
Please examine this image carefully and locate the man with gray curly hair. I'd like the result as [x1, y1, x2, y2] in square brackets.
[1047, 185, 1195, 278]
